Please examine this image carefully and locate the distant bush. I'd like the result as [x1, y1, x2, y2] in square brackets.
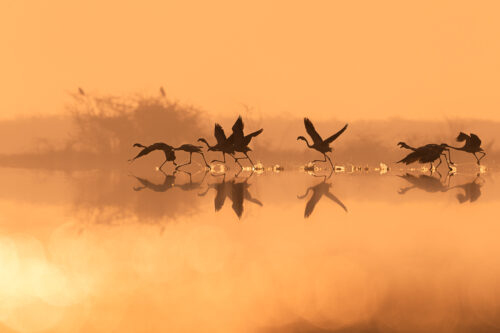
[67, 93, 209, 155]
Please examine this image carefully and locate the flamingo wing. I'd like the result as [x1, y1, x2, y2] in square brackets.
[324, 124, 348, 144]
[456, 132, 470, 142]
[243, 128, 263, 146]
[231, 116, 245, 147]
[469, 133, 482, 147]
[304, 118, 323, 144]
[214, 123, 227, 144]
[398, 150, 422, 164]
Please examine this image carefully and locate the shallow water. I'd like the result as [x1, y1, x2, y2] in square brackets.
[1, 165, 500, 333]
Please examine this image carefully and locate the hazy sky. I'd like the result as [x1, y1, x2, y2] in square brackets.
[2, 0, 500, 121]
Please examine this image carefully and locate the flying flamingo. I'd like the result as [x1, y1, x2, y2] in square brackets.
[447, 132, 486, 165]
[297, 118, 348, 169]
[129, 142, 177, 170]
[198, 123, 241, 167]
[230, 116, 263, 167]
[174, 144, 209, 169]
[397, 142, 453, 171]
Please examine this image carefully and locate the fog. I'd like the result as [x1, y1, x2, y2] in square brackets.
[0, 93, 498, 170]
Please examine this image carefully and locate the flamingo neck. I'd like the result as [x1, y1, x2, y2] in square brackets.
[298, 137, 313, 148]
[198, 138, 212, 149]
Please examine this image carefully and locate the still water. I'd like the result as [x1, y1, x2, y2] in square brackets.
[0, 165, 499, 333]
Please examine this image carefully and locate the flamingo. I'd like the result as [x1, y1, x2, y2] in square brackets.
[397, 142, 453, 171]
[174, 144, 209, 169]
[297, 118, 348, 169]
[447, 132, 486, 165]
[129, 142, 177, 170]
[230, 116, 263, 167]
[198, 123, 241, 167]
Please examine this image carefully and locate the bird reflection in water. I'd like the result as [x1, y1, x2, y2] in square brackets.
[131, 169, 209, 193]
[132, 170, 176, 192]
[398, 172, 484, 203]
[298, 173, 348, 218]
[175, 170, 209, 192]
[199, 173, 262, 219]
[398, 172, 452, 195]
[451, 174, 484, 203]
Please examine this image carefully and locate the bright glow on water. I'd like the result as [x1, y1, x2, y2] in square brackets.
[0, 166, 499, 332]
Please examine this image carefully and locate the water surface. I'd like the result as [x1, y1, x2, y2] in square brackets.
[1, 166, 499, 333]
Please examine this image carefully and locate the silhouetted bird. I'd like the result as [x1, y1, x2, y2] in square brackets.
[447, 132, 486, 165]
[297, 118, 348, 168]
[398, 173, 451, 195]
[198, 123, 240, 166]
[78, 87, 85, 95]
[129, 142, 177, 170]
[174, 144, 209, 169]
[397, 142, 453, 171]
[231, 116, 263, 167]
[132, 170, 176, 192]
[160, 86, 166, 97]
[298, 178, 347, 218]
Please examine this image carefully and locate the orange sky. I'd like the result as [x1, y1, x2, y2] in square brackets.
[1, 0, 500, 121]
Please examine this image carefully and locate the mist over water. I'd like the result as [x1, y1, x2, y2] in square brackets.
[1, 93, 500, 332]
[0, 93, 498, 170]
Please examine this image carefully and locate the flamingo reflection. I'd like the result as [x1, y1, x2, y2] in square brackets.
[199, 174, 262, 218]
[451, 175, 484, 203]
[132, 170, 176, 192]
[398, 173, 452, 195]
[398, 173, 484, 203]
[298, 175, 347, 218]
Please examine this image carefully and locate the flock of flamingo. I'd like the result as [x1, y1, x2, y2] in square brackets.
[128, 116, 487, 173]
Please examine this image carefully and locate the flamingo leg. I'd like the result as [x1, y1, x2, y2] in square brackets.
[244, 152, 255, 167]
[234, 157, 244, 169]
[446, 149, 455, 165]
[443, 153, 453, 171]
[325, 154, 334, 169]
[312, 154, 327, 164]
[159, 159, 168, 171]
[436, 156, 443, 169]
[198, 152, 210, 167]
[211, 152, 227, 164]
[176, 152, 192, 169]
[477, 151, 486, 164]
